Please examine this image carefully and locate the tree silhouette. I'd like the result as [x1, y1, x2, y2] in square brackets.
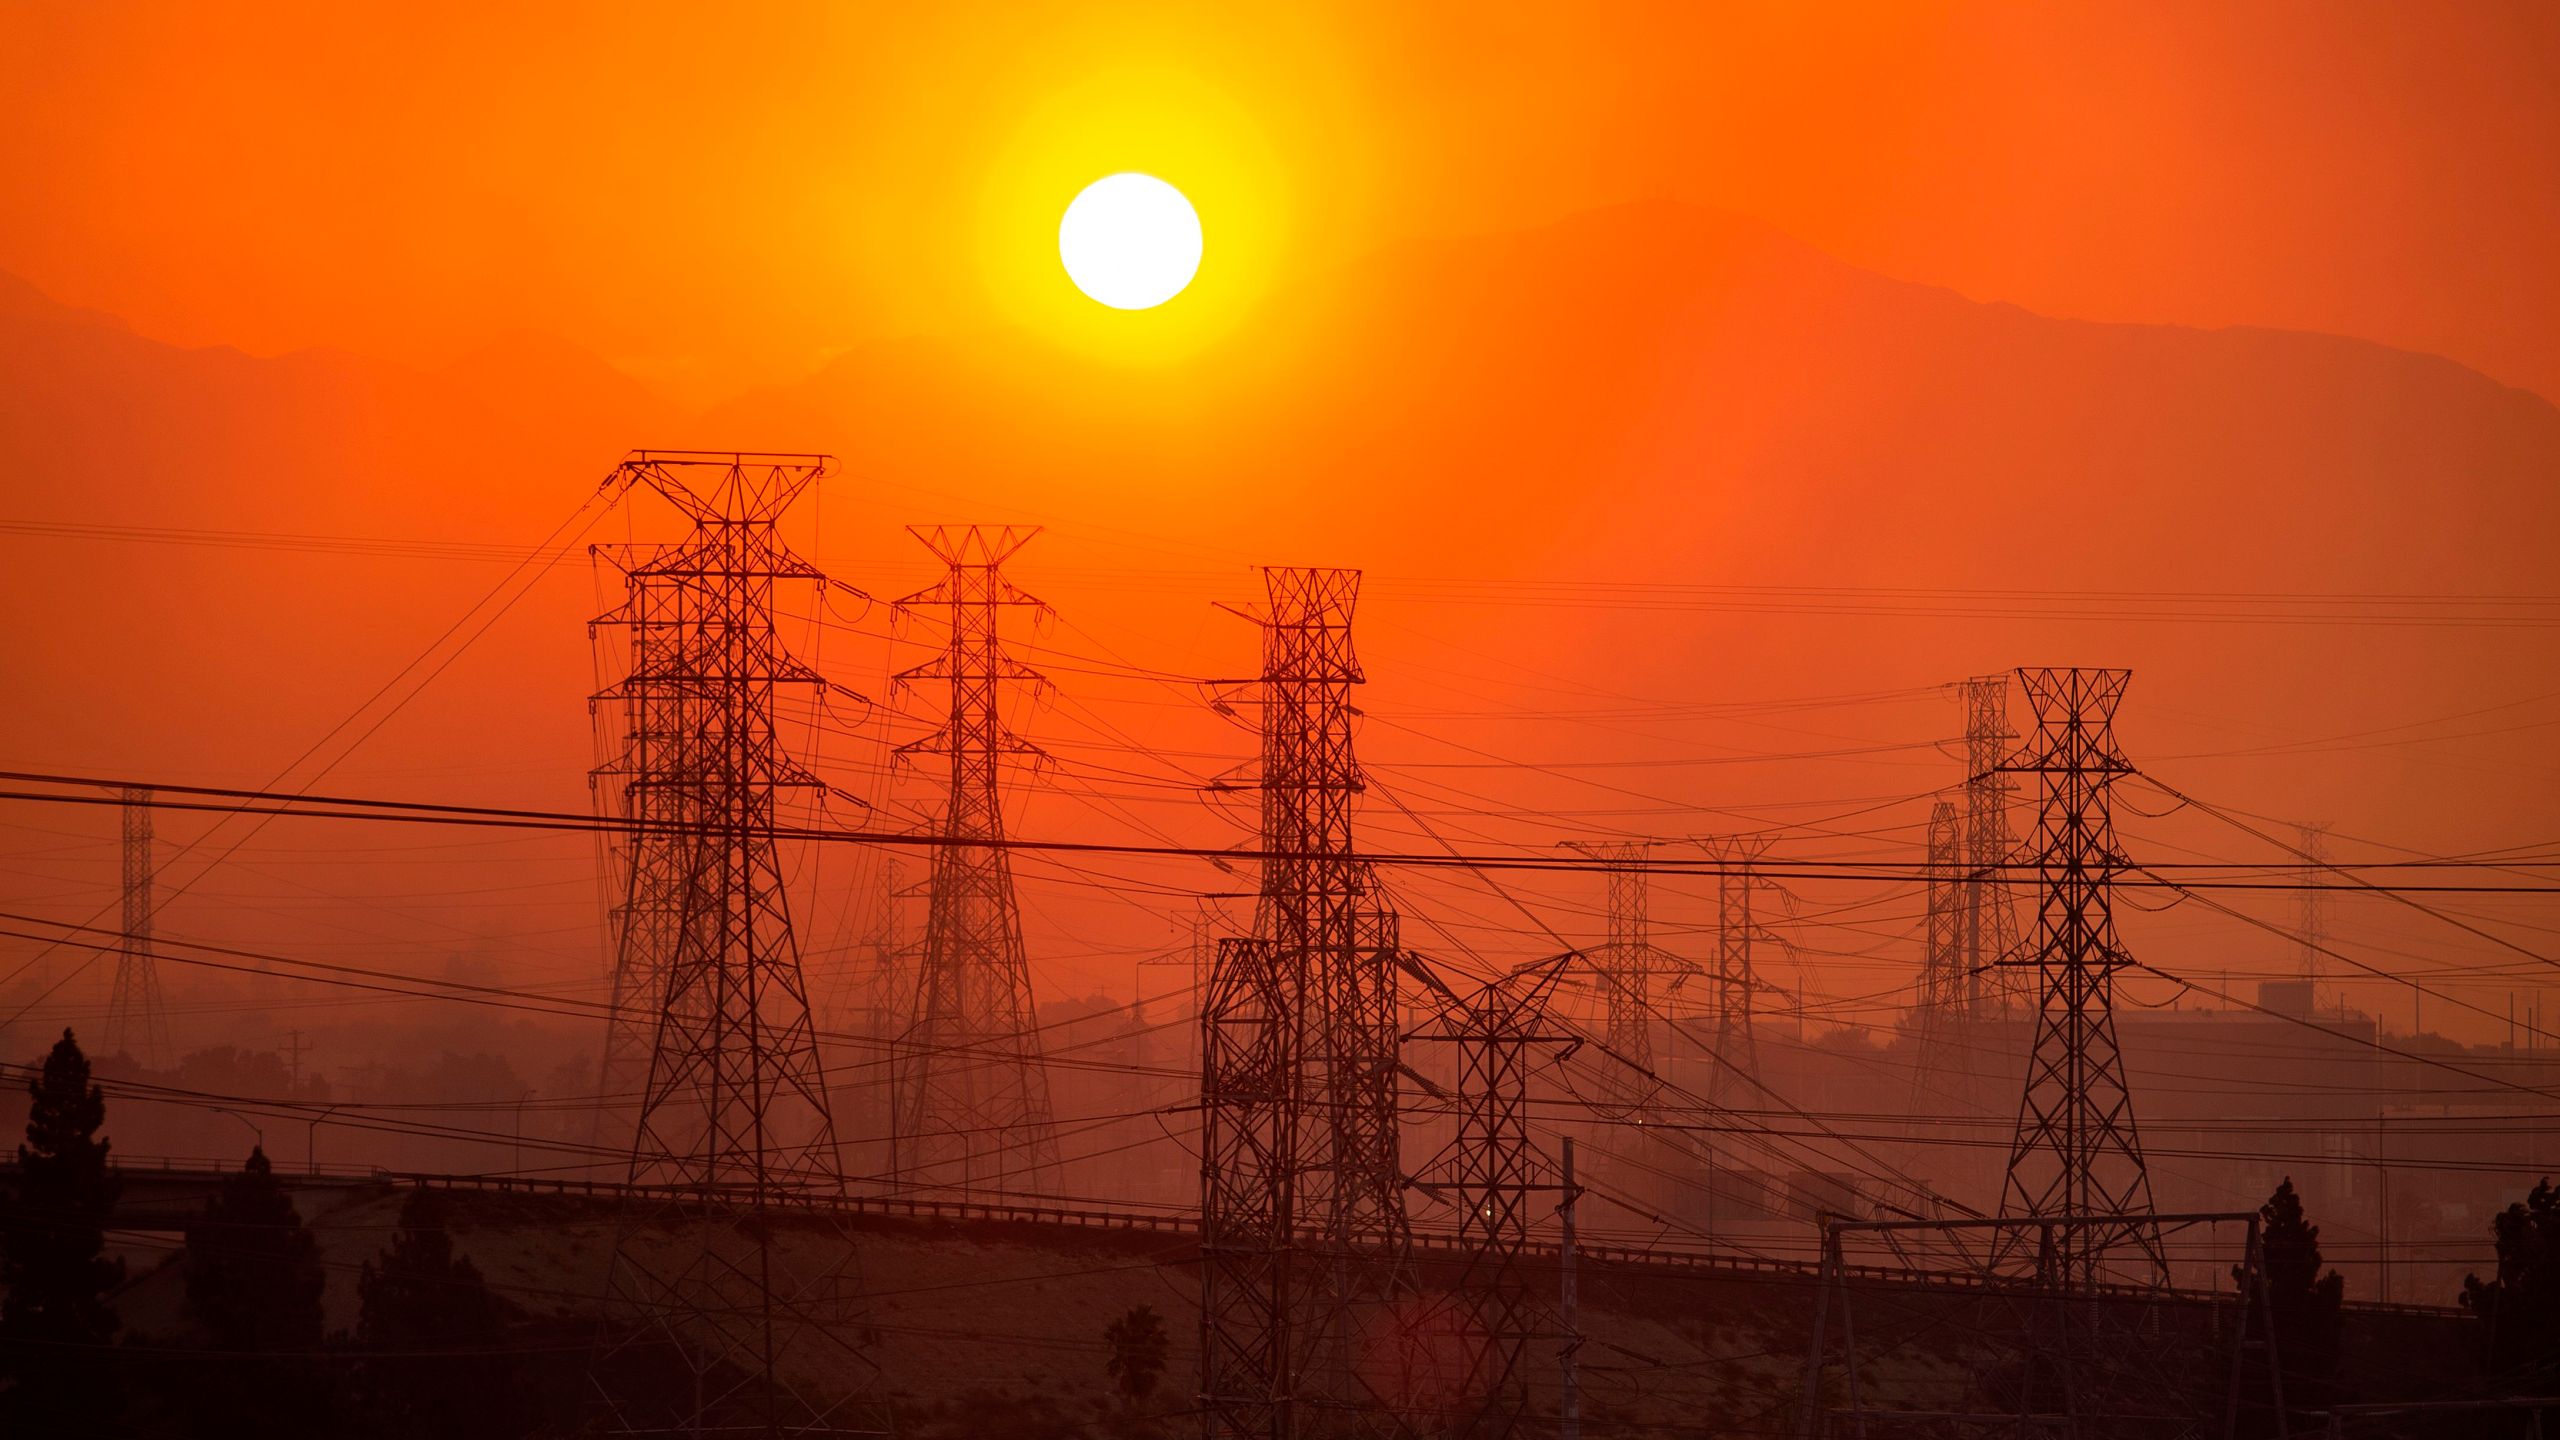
[2236, 1176, 2344, 1434]
[2463, 1177, 2560, 1385]
[184, 1144, 329, 1436]
[355, 1186, 524, 1438]
[1104, 1303, 1171, 1408]
[0, 1028, 124, 1432]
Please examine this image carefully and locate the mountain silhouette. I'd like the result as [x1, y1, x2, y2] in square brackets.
[704, 200, 2560, 598]
[3, 201, 2554, 877]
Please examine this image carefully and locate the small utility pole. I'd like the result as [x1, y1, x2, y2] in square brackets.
[306, 1105, 340, 1176]
[515, 1089, 536, 1175]
[2376, 1115, 2391, 1305]
[1561, 1135, 1582, 1440]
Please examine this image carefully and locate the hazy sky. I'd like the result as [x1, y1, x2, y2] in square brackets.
[4, 2, 2557, 1063]
[5, 2, 2556, 403]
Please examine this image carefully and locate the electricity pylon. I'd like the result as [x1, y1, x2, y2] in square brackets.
[892, 525, 1059, 1195]
[589, 531, 703, 1158]
[1200, 566, 1411, 1440]
[862, 856, 904, 1054]
[1409, 954, 1580, 1439]
[2296, 820, 2330, 988]
[1995, 666, 2163, 1286]
[588, 452, 878, 1438]
[1960, 674, 2024, 1016]
[1908, 800, 1968, 1112]
[1560, 840, 1693, 1110]
[105, 787, 170, 1065]
[821, 855, 902, 1183]
[1698, 834, 1781, 1103]
[1138, 899, 1223, 1088]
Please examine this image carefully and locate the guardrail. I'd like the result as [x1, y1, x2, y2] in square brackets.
[63, 1159, 2468, 1317]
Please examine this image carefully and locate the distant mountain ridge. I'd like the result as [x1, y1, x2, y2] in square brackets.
[0, 268, 674, 535]
[2, 201, 2554, 837]
[699, 199, 2560, 596]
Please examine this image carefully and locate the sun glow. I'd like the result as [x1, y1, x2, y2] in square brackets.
[1060, 174, 1202, 310]
[970, 59, 1323, 365]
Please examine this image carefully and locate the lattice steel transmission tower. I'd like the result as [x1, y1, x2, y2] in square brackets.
[2295, 821, 2330, 987]
[1139, 899, 1223, 1088]
[1200, 566, 1411, 1440]
[1995, 666, 2163, 1285]
[892, 525, 1059, 1195]
[588, 452, 877, 1438]
[105, 787, 170, 1065]
[1960, 674, 2024, 1016]
[861, 857, 904, 1053]
[1561, 841, 1691, 1110]
[1410, 955, 1579, 1439]
[1699, 835, 1778, 1101]
[820, 855, 903, 1180]
[1907, 801, 1967, 1110]
[590, 538, 700, 1156]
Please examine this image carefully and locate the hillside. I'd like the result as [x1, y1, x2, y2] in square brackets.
[98, 1184, 2485, 1438]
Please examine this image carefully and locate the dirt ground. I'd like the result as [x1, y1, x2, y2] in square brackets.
[104, 1184, 2483, 1438]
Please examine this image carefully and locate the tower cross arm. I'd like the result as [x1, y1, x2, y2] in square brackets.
[893, 572, 1052, 615]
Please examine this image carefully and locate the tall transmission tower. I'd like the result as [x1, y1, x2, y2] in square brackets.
[822, 855, 903, 1180]
[1959, 674, 2023, 1016]
[1561, 841, 1691, 1110]
[1410, 954, 1579, 1439]
[1907, 801, 1967, 1110]
[105, 787, 170, 1065]
[2295, 820, 2330, 988]
[1699, 834, 1778, 1102]
[1200, 566, 1411, 1440]
[1995, 666, 2162, 1285]
[891, 525, 1059, 1195]
[862, 857, 904, 1056]
[1139, 899, 1224, 1088]
[590, 537, 703, 1157]
[588, 452, 877, 1438]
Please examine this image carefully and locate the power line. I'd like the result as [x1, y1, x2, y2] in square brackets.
[6, 771, 2555, 891]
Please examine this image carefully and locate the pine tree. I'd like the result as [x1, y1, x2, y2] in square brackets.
[2239, 1176, 2344, 1431]
[0, 1028, 124, 1431]
[2463, 1177, 2560, 1380]
[355, 1186, 524, 1438]
[186, 1145, 324, 1348]
[184, 1144, 329, 1437]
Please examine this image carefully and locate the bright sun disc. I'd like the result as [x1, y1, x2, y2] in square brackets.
[1059, 173, 1202, 310]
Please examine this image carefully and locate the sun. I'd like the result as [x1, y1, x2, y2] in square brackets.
[1059, 173, 1202, 310]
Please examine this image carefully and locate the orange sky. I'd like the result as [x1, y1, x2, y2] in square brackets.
[4, 2, 2559, 1077]
[5, 2, 2556, 404]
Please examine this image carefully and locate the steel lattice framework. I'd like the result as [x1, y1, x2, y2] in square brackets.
[892, 524, 1060, 1194]
[1995, 667, 2163, 1286]
[589, 451, 878, 1438]
[1562, 842, 1691, 1111]
[862, 857, 904, 1060]
[591, 534, 703, 1155]
[1908, 800, 1967, 1111]
[1200, 566, 1412, 1440]
[1701, 834, 1778, 1102]
[105, 786, 169, 1065]
[1410, 955, 1579, 1439]
[1961, 675, 2025, 1016]
[2294, 821, 2329, 986]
